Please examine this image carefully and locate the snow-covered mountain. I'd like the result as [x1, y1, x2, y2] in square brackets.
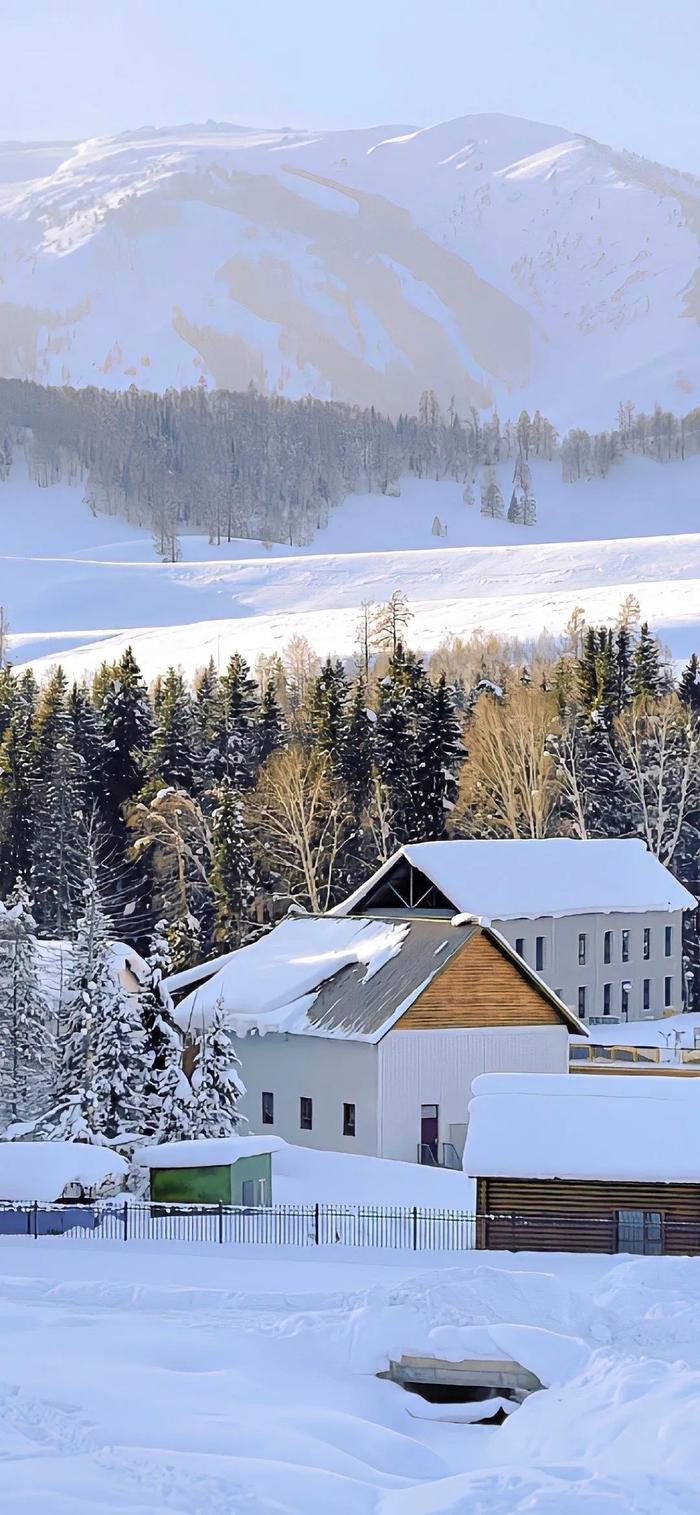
[0, 115, 698, 426]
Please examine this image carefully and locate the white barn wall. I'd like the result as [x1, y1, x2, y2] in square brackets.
[231, 1033, 379, 1155]
[377, 1026, 570, 1163]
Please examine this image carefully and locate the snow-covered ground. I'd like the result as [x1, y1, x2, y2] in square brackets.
[1, 1237, 700, 1512]
[5, 455, 700, 678]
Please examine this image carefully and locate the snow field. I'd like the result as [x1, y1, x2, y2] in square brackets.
[5, 455, 700, 677]
[1, 1239, 700, 1512]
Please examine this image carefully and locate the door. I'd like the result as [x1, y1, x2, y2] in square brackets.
[421, 1104, 439, 1163]
[616, 1209, 663, 1255]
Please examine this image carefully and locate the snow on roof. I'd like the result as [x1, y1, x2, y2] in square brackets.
[335, 839, 695, 921]
[464, 1072, 700, 1183]
[164, 949, 238, 997]
[0, 1141, 128, 1202]
[135, 1136, 285, 1169]
[33, 939, 149, 1009]
[573, 1012, 700, 1052]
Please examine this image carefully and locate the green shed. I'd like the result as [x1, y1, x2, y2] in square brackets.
[137, 1136, 279, 1207]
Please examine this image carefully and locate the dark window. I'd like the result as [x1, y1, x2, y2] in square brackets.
[604, 931, 612, 965]
[300, 1096, 313, 1130]
[603, 983, 611, 1015]
[643, 978, 651, 1010]
[535, 936, 544, 972]
[665, 976, 673, 1008]
[578, 986, 586, 1017]
[621, 929, 630, 963]
[643, 927, 651, 961]
[616, 1209, 663, 1255]
[621, 983, 629, 1018]
[515, 937, 525, 959]
[261, 1091, 274, 1125]
[343, 1102, 356, 1138]
[578, 933, 586, 965]
[665, 925, 673, 957]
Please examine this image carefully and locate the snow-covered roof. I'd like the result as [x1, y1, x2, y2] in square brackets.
[464, 1072, 700, 1183]
[0, 1141, 128, 1202]
[135, 1136, 285, 1169]
[173, 915, 581, 1041]
[334, 839, 695, 921]
[572, 1012, 700, 1052]
[164, 949, 238, 997]
[32, 939, 149, 1011]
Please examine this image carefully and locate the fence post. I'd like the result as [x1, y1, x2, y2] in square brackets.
[412, 1206, 418, 1251]
[33, 1200, 38, 1240]
[123, 1201, 129, 1242]
[218, 1202, 224, 1245]
[314, 1202, 320, 1246]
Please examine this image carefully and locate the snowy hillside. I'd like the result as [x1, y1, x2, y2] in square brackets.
[6, 454, 700, 677]
[0, 115, 699, 424]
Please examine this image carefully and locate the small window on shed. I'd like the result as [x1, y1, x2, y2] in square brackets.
[604, 931, 612, 965]
[643, 927, 651, 961]
[621, 929, 630, 963]
[665, 976, 673, 1008]
[343, 1102, 356, 1137]
[578, 986, 586, 1017]
[603, 983, 611, 1015]
[515, 937, 525, 960]
[261, 1091, 274, 1125]
[643, 978, 651, 1010]
[665, 925, 673, 957]
[578, 933, 586, 965]
[300, 1096, 313, 1130]
[535, 936, 544, 972]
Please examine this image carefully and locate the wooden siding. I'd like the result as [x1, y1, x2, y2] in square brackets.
[476, 1176, 700, 1255]
[397, 929, 563, 1031]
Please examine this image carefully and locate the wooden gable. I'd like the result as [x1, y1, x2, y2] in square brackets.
[395, 928, 567, 1031]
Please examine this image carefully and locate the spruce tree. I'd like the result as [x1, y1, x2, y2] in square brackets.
[68, 681, 107, 810]
[0, 712, 35, 896]
[632, 623, 662, 700]
[0, 878, 53, 1126]
[614, 624, 634, 714]
[149, 667, 198, 791]
[188, 1003, 245, 1139]
[256, 681, 286, 764]
[309, 658, 349, 769]
[136, 922, 189, 1139]
[678, 653, 700, 711]
[210, 779, 257, 947]
[99, 647, 154, 828]
[217, 653, 259, 787]
[417, 674, 464, 838]
[29, 668, 85, 933]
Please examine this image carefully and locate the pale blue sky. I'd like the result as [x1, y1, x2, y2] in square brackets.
[3, 0, 699, 171]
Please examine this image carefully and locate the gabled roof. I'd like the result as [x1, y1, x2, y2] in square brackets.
[333, 839, 696, 921]
[465, 1071, 700, 1183]
[173, 914, 583, 1042]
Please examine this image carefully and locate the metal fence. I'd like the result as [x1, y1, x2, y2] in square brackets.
[2, 1202, 700, 1254]
[0, 1200, 477, 1250]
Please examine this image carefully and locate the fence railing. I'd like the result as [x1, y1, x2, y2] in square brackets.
[2, 1202, 700, 1254]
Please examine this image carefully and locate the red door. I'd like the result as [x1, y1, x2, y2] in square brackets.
[421, 1104, 439, 1162]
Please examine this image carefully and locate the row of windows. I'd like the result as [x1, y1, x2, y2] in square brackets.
[515, 927, 674, 973]
[262, 1091, 356, 1136]
[577, 977, 674, 1017]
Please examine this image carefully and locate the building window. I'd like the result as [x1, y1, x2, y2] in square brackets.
[643, 978, 651, 1010]
[616, 1209, 663, 1255]
[621, 929, 630, 963]
[343, 1102, 356, 1138]
[603, 983, 611, 1015]
[242, 1177, 267, 1208]
[665, 925, 673, 957]
[535, 936, 544, 972]
[603, 931, 612, 965]
[515, 937, 525, 959]
[300, 1096, 313, 1130]
[261, 1091, 274, 1125]
[665, 976, 673, 1008]
[578, 986, 586, 1017]
[621, 982, 629, 1018]
[578, 933, 586, 965]
[643, 927, 651, 961]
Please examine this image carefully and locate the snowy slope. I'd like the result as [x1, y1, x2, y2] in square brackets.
[2, 1239, 700, 1512]
[0, 114, 699, 424]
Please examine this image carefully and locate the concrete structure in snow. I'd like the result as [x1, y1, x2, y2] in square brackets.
[332, 839, 695, 1025]
[173, 916, 582, 1166]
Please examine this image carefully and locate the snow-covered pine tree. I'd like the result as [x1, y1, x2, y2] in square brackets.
[136, 921, 192, 1139]
[0, 709, 35, 897]
[210, 779, 257, 948]
[255, 681, 286, 764]
[678, 653, 700, 711]
[148, 667, 198, 792]
[480, 468, 504, 519]
[219, 653, 259, 788]
[188, 1002, 245, 1139]
[29, 667, 86, 933]
[632, 623, 662, 700]
[50, 864, 144, 1143]
[507, 489, 523, 524]
[0, 878, 53, 1127]
[309, 658, 349, 770]
[166, 915, 204, 975]
[68, 681, 106, 811]
[98, 647, 154, 830]
[416, 674, 464, 838]
[614, 624, 634, 714]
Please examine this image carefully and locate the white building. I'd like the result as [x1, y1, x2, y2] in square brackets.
[173, 913, 582, 1165]
[332, 839, 696, 1025]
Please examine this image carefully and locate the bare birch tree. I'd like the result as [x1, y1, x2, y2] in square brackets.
[251, 748, 349, 912]
[457, 684, 558, 838]
[614, 697, 700, 865]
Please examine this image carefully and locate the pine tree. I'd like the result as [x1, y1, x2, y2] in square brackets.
[374, 644, 432, 846]
[0, 878, 53, 1126]
[341, 678, 374, 831]
[255, 681, 286, 764]
[309, 658, 349, 768]
[188, 1002, 245, 1139]
[166, 915, 204, 974]
[149, 667, 198, 791]
[218, 653, 259, 787]
[416, 675, 464, 838]
[480, 468, 504, 519]
[98, 647, 154, 828]
[0, 711, 35, 896]
[29, 668, 86, 933]
[210, 779, 257, 947]
[136, 922, 190, 1139]
[632, 623, 662, 700]
[614, 624, 634, 714]
[68, 681, 106, 810]
[678, 653, 700, 711]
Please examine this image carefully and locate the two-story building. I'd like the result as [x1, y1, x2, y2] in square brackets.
[333, 839, 695, 1024]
